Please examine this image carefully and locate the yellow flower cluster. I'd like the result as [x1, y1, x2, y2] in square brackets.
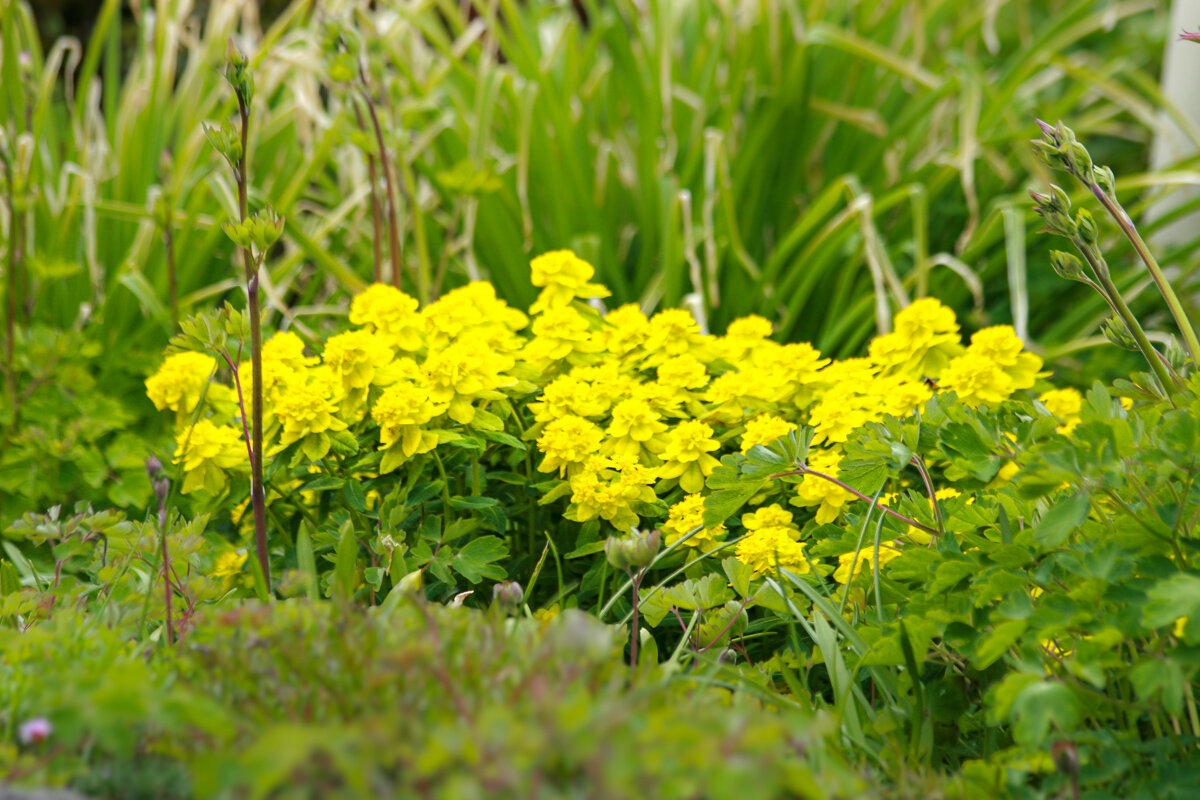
[147, 251, 1056, 584]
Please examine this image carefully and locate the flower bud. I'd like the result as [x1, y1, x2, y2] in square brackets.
[1093, 165, 1115, 196]
[605, 529, 661, 572]
[1101, 316, 1140, 351]
[1075, 208, 1099, 245]
[395, 567, 425, 596]
[1049, 250, 1087, 282]
[492, 580, 525, 611]
[224, 40, 254, 107]
[18, 717, 52, 746]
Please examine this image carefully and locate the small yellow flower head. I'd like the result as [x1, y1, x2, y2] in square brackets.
[322, 329, 400, 418]
[869, 298, 963, 378]
[174, 419, 247, 495]
[793, 449, 857, 524]
[537, 414, 605, 477]
[715, 314, 774, 362]
[939, 325, 1042, 407]
[605, 397, 668, 462]
[603, 304, 651, 357]
[423, 340, 516, 424]
[808, 384, 875, 445]
[833, 543, 902, 584]
[658, 420, 721, 493]
[529, 250, 610, 313]
[735, 526, 812, 578]
[212, 549, 249, 580]
[524, 305, 602, 366]
[662, 493, 725, 551]
[656, 354, 708, 392]
[640, 309, 704, 366]
[423, 281, 528, 349]
[567, 456, 658, 531]
[740, 414, 796, 453]
[529, 374, 609, 424]
[350, 284, 425, 351]
[1039, 387, 1083, 434]
[747, 341, 829, 406]
[372, 371, 444, 469]
[742, 503, 797, 533]
[146, 352, 217, 420]
[273, 368, 349, 461]
[262, 331, 318, 371]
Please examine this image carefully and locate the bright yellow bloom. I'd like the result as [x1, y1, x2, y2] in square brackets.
[833, 543, 902, 584]
[529, 374, 609, 424]
[273, 368, 349, 461]
[640, 309, 705, 367]
[146, 352, 217, 421]
[658, 420, 721, 494]
[662, 493, 726, 551]
[529, 250, 610, 313]
[746, 341, 829, 406]
[174, 419, 247, 495]
[740, 414, 797, 453]
[604, 397, 668, 462]
[524, 305, 602, 367]
[566, 456, 659, 531]
[422, 281, 527, 350]
[602, 304, 651, 358]
[262, 331, 318, 371]
[423, 340, 516, 424]
[212, 549, 249, 580]
[940, 326, 1041, 406]
[656, 354, 708, 392]
[742, 504, 799, 535]
[793, 449, 857, 524]
[1039, 387, 1083, 434]
[735, 526, 811, 578]
[350, 284, 424, 351]
[322, 329, 400, 418]
[869, 298, 963, 378]
[537, 415, 605, 477]
[373, 371, 445, 472]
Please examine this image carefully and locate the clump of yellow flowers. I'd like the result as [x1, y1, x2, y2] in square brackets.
[147, 250, 1057, 582]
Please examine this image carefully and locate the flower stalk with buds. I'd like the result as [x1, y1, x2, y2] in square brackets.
[605, 528, 661, 671]
[1032, 119, 1200, 366]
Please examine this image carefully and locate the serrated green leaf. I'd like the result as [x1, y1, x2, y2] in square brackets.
[1033, 492, 1090, 547]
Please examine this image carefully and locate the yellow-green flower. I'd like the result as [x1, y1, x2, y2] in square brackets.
[273, 368, 348, 461]
[146, 352, 217, 422]
[350, 283, 425, 351]
[373, 369, 445, 473]
[537, 415, 605, 477]
[662, 493, 725, 551]
[529, 250, 610, 313]
[658, 420, 721, 494]
[212, 549, 249, 580]
[174, 419, 247, 495]
[1039, 387, 1083, 434]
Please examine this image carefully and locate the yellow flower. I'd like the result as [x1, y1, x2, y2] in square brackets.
[523, 305, 602, 367]
[537, 415, 605, 477]
[603, 304, 651, 358]
[604, 398, 668, 462]
[422, 281, 528, 349]
[322, 329, 400, 418]
[146, 352, 217, 421]
[174, 419, 247, 495]
[868, 298, 963, 378]
[566, 456, 658, 531]
[793, 449, 857, 524]
[656, 354, 708, 393]
[662, 493, 725, 551]
[273, 367, 349, 461]
[261, 331, 318, 371]
[740, 414, 797, 453]
[529, 374, 610, 424]
[940, 326, 1041, 406]
[735, 526, 811, 578]
[1039, 387, 1083, 434]
[423, 340, 516, 424]
[742, 504, 798, 535]
[373, 369, 445, 472]
[658, 420, 721, 494]
[350, 284, 425, 351]
[212, 549, 249, 580]
[529, 250, 610, 313]
[833, 543, 902, 584]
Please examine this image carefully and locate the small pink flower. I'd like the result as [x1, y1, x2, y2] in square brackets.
[18, 717, 52, 745]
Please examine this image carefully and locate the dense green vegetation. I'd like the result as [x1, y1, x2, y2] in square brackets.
[3, 1, 1200, 798]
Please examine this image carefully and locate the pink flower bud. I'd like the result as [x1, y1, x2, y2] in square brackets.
[18, 717, 52, 745]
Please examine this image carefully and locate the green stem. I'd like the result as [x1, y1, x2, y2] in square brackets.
[1075, 241, 1178, 395]
[236, 90, 270, 596]
[1088, 184, 1200, 363]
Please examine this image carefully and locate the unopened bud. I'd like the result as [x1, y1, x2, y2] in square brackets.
[492, 580, 525, 610]
[1101, 316, 1140, 351]
[395, 568, 424, 596]
[1094, 165, 1116, 195]
[18, 717, 52, 746]
[605, 529, 661, 572]
[1067, 141, 1094, 182]
[1075, 208, 1099, 245]
[1165, 336, 1189, 372]
[1049, 250, 1087, 282]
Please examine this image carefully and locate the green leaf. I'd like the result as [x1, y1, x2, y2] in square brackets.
[974, 619, 1028, 669]
[1010, 681, 1081, 746]
[1142, 573, 1200, 629]
[723, 557, 752, 598]
[331, 521, 359, 600]
[296, 522, 319, 601]
[449, 496, 500, 510]
[1129, 658, 1186, 716]
[452, 536, 509, 584]
[342, 481, 368, 514]
[1033, 492, 1090, 547]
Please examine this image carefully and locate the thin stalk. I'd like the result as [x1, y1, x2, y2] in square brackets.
[157, 489, 173, 645]
[352, 103, 384, 284]
[771, 467, 939, 535]
[357, 69, 403, 290]
[163, 199, 178, 328]
[235, 90, 271, 595]
[909, 454, 945, 535]
[3, 154, 17, 423]
[629, 568, 643, 671]
[1074, 240, 1178, 395]
[1088, 183, 1200, 362]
